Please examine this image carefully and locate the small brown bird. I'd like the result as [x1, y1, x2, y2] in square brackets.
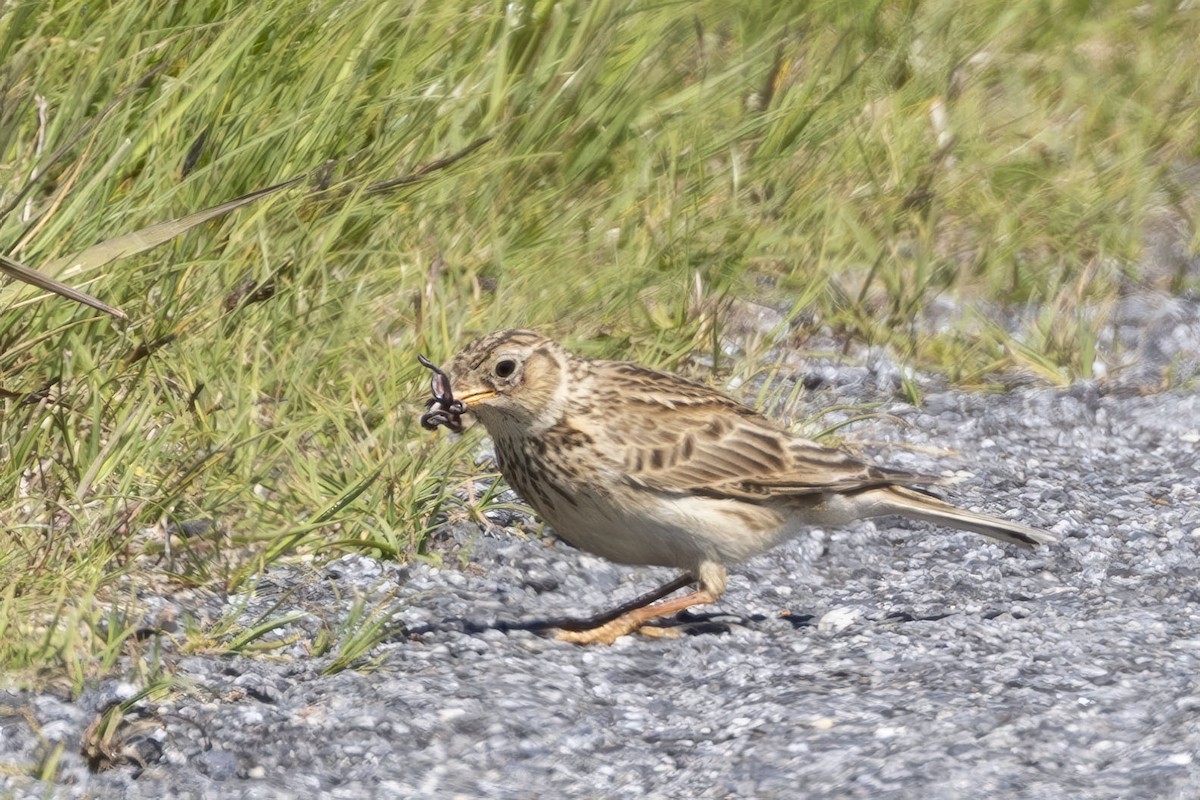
[426, 329, 1054, 644]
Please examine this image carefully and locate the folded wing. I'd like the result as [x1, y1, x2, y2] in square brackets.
[586, 364, 935, 501]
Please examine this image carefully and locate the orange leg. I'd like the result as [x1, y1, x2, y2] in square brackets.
[555, 588, 718, 645]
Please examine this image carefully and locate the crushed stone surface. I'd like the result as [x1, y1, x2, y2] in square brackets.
[3, 369, 1199, 799]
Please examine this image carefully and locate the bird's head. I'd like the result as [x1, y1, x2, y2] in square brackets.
[441, 329, 569, 434]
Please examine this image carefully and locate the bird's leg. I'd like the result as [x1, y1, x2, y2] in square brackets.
[551, 572, 696, 633]
[554, 586, 719, 645]
[556, 561, 728, 645]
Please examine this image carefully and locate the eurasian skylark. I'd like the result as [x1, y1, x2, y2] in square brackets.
[423, 329, 1055, 644]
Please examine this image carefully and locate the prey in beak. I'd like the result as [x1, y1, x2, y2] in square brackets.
[417, 354, 468, 433]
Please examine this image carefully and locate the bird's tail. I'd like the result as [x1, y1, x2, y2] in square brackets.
[874, 485, 1056, 549]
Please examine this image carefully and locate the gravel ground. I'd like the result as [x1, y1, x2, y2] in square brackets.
[3, 317, 1200, 799]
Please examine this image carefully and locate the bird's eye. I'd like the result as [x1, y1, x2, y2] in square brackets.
[494, 358, 517, 379]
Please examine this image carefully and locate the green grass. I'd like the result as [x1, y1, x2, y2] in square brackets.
[0, 0, 1196, 688]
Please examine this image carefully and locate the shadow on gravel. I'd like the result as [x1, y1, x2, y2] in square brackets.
[401, 610, 816, 640]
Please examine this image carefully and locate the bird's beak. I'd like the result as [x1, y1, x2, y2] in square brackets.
[453, 387, 496, 409]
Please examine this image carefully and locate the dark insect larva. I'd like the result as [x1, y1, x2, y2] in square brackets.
[418, 354, 466, 433]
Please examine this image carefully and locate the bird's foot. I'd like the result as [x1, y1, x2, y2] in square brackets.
[553, 589, 716, 645]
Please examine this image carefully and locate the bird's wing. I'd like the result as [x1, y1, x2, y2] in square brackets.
[579, 361, 935, 502]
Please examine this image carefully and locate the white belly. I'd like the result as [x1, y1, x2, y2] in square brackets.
[538, 489, 793, 572]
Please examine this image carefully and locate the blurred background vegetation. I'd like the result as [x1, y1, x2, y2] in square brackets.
[1, 0, 1196, 685]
